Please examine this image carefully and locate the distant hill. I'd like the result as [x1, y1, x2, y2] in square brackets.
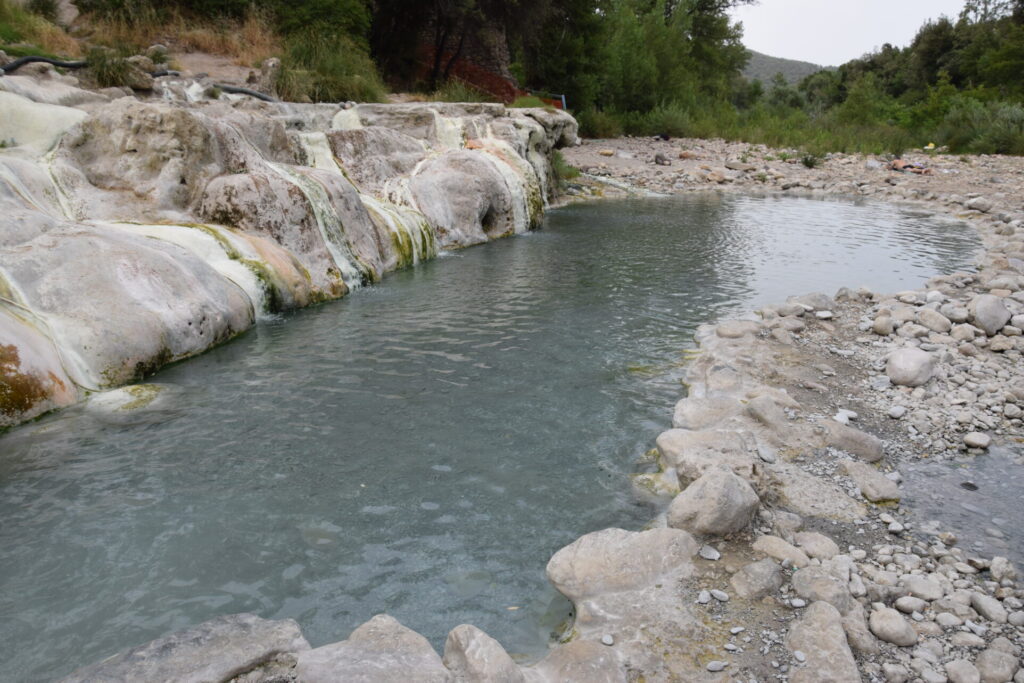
[742, 50, 828, 85]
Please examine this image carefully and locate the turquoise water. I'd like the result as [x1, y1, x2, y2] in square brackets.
[0, 195, 979, 680]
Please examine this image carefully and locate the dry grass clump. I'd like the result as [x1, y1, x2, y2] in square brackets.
[0, 0, 81, 57]
[85, 6, 278, 66]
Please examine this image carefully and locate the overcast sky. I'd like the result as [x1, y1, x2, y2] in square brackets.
[730, 0, 968, 66]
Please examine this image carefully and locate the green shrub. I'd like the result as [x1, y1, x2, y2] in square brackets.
[800, 153, 821, 168]
[430, 79, 495, 103]
[551, 149, 580, 185]
[26, 0, 58, 23]
[576, 109, 623, 138]
[86, 46, 131, 87]
[278, 30, 386, 103]
[509, 95, 546, 108]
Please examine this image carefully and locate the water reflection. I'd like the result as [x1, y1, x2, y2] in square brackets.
[0, 195, 978, 680]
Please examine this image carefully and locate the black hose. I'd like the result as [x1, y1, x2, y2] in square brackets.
[215, 84, 277, 102]
[0, 54, 278, 102]
[0, 55, 88, 75]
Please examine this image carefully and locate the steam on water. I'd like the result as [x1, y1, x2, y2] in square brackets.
[0, 195, 979, 681]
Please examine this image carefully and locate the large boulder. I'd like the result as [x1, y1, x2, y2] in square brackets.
[792, 567, 854, 614]
[442, 625, 524, 683]
[886, 348, 935, 387]
[408, 151, 523, 248]
[546, 527, 698, 602]
[787, 602, 860, 683]
[667, 466, 760, 536]
[655, 428, 761, 486]
[730, 558, 783, 599]
[970, 294, 1012, 336]
[295, 614, 451, 682]
[0, 226, 254, 388]
[868, 607, 917, 646]
[62, 613, 309, 682]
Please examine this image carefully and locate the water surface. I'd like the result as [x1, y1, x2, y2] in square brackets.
[0, 195, 979, 680]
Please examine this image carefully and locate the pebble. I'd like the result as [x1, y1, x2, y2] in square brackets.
[791, 598, 807, 608]
[794, 650, 806, 663]
[710, 589, 729, 602]
[601, 634, 614, 646]
[699, 545, 721, 561]
[706, 660, 728, 672]
[730, 626, 745, 635]
[964, 432, 992, 449]
[888, 405, 907, 419]
[697, 590, 711, 604]
[816, 310, 834, 319]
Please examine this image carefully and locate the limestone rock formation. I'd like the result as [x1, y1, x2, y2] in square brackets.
[0, 82, 578, 428]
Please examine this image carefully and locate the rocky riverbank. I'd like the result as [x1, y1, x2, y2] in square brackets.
[7, 75, 1021, 681]
[59, 136, 1024, 681]
[0, 66, 577, 429]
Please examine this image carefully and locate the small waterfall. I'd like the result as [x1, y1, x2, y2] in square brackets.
[296, 132, 344, 174]
[430, 110, 465, 150]
[265, 161, 369, 289]
[361, 195, 437, 269]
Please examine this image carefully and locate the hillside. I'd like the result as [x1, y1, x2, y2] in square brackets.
[742, 49, 827, 84]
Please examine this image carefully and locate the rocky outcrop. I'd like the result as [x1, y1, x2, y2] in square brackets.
[0, 81, 577, 427]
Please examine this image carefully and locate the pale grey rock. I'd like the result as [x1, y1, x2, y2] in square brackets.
[789, 292, 836, 312]
[710, 589, 730, 602]
[919, 308, 953, 333]
[840, 460, 901, 502]
[794, 531, 840, 560]
[524, 640, 622, 683]
[976, 647, 1019, 683]
[698, 545, 721, 561]
[753, 535, 811, 568]
[966, 196, 993, 212]
[328, 126, 427, 194]
[991, 557, 1017, 582]
[792, 566, 854, 614]
[716, 319, 761, 338]
[545, 527, 697, 602]
[874, 315, 895, 335]
[730, 558, 783, 599]
[887, 348, 936, 387]
[885, 663, 912, 683]
[787, 601, 860, 683]
[443, 625, 524, 683]
[63, 613, 310, 683]
[971, 592, 1008, 623]
[869, 607, 918, 646]
[655, 429, 760, 485]
[747, 394, 789, 431]
[970, 294, 1012, 336]
[826, 422, 884, 462]
[667, 467, 760, 536]
[296, 614, 450, 682]
[904, 575, 944, 602]
[896, 596, 927, 613]
[964, 432, 993, 449]
[409, 151, 527, 248]
[706, 660, 728, 672]
[671, 396, 741, 430]
[842, 603, 880, 655]
[946, 659, 981, 683]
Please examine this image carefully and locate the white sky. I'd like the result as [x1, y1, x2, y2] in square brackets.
[730, 0, 968, 66]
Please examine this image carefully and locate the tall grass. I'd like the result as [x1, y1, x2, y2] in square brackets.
[277, 30, 385, 103]
[429, 79, 495, 103]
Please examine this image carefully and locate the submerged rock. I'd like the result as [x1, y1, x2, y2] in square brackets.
[295, 614, 450, 682]
[63, 613, 309, 682]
